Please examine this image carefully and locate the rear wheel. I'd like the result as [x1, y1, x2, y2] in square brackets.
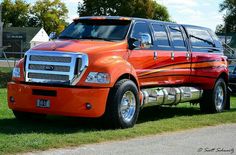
[13, 110, 46, 121]
[103, 79, 140, 129]
[200, 78, 227, 113]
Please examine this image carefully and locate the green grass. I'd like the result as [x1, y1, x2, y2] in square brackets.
[0, 88, 236, 154]
[0, 67, 12, 88]
[0, 67, 13, 73]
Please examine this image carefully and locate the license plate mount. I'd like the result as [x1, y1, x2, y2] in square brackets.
[36, 99, 50, 108]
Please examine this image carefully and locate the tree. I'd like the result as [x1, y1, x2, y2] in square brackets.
[1, 0, 68, 34]
[153, 2, 170, 21]
[78, 0, 170, 21]
[30, 0, 68, 34]
[215, 24, 225, 34]
[217, 0, 236, 33]
[1, 0, 30, 27]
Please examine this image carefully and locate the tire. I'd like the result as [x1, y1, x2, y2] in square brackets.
[103, 79, 140, 129]
[13, 110, 46, 121]
[200, 78, 227, 113]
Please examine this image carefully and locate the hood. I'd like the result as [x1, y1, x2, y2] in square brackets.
[32, 40, 128, 54]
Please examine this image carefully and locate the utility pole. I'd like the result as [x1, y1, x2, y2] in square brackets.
[224, 23, 227, 44]
[0, 4, 3, 47]
[224, 10, 228, 45]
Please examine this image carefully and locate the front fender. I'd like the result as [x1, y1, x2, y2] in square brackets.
[77, 55, 139, 88]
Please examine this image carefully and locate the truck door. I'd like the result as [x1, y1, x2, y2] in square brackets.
[128, 21, 159, 87]
[166, 25, 191, 84]
[148, 23, 174, 86]
[184, 26, 225, 89]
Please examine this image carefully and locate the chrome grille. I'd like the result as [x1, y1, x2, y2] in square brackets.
[28, 73, 69, 81]
[25, 50, 88, 85]
[29, 64, 70, 72]
[30, 55, 71, 63]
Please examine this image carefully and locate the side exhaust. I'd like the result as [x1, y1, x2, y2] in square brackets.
[141, 87, 203, 106]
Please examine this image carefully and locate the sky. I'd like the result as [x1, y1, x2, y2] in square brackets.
[26, 0, 225, 31]
[158, 0, 224, 30]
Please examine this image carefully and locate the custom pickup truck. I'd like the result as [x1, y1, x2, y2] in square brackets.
[8, 16, 230, 128]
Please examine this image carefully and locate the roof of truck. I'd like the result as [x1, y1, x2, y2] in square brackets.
[74, 16, 212, 30]
[74, 16, 173, 24]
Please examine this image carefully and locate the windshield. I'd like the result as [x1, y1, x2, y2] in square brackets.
[59, 19, 131, 41]
[229, 66, 235, 74]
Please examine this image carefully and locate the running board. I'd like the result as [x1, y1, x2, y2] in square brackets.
[141, 87, 203, 106]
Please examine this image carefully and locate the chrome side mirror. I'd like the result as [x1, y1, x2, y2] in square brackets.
[49, 32, 57, 40]
[140, 33, 152, 49]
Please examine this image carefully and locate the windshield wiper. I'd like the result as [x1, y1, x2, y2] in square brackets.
[190, 35, 215, 47]
[80, 36, 113, 42]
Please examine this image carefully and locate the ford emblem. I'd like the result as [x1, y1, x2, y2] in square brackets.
[44, 65, 54, 71]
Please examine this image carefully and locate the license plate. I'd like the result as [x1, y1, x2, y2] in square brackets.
[36, 99, 50, 108]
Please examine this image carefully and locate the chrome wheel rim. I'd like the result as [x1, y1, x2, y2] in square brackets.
[120, 91, 136, 123]
[215, 85, 224, 110]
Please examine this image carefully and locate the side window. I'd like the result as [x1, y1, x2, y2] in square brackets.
[131, 22, 152, 44]
[152, 24, 170, 48]
[208, 30, 222, 48]
[168, 26, 186, 49]
[186, 27, 214, 48]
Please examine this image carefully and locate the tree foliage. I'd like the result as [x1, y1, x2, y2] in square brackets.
[1, 0, 68, 34]
[30, 0, 68, 34]
[2, 0, 30, 27]
[217, 0, 236, 33]
[78, 0, 170, 21]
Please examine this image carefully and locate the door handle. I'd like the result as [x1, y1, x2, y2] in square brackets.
[186, 52, 190, 60]
[154, 51, 158, 60]
[171, 51, 175, 60]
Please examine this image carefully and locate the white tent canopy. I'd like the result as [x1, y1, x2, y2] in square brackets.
[30, 28, 49, 48]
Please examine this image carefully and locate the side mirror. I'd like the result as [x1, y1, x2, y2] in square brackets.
[140, 33, 152, 49]
[49, 32, 57, 40]
[128, 37, 139, 50]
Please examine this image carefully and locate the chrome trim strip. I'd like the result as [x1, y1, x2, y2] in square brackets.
[27, 70, 70, 75]
[27, 61, 71, 66]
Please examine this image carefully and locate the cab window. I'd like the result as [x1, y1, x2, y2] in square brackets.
[168, 26, 187, 50]
[152, 24, 171, 48]
[186, 27, 214, 48]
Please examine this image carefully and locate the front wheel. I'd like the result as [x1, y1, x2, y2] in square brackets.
[103, 79, 140, 129]
[200, 78, 227, 113]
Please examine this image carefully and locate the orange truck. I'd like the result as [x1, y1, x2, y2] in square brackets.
[8, 16, 230, 128]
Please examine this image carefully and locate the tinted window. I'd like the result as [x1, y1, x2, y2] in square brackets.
[131, 22, 152, 41]
[208, 30, 222, 48]
[186, 27, 214, 48]
[152, 24, 170, 47]
[169, 26, 186, 49]
[59, 19, 131, 40]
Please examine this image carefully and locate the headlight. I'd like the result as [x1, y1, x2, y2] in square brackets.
[12, 67, 20, 78]
[86, 72, 110, 84]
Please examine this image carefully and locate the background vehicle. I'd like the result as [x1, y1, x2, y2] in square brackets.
[229, 64, 236, 93]
[8, 16, 230, 128]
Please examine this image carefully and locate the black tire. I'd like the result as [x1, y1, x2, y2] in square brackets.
[13, 110, 46, 121]
[200, 78, 227, 113]
[103, 79, 140, 129]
